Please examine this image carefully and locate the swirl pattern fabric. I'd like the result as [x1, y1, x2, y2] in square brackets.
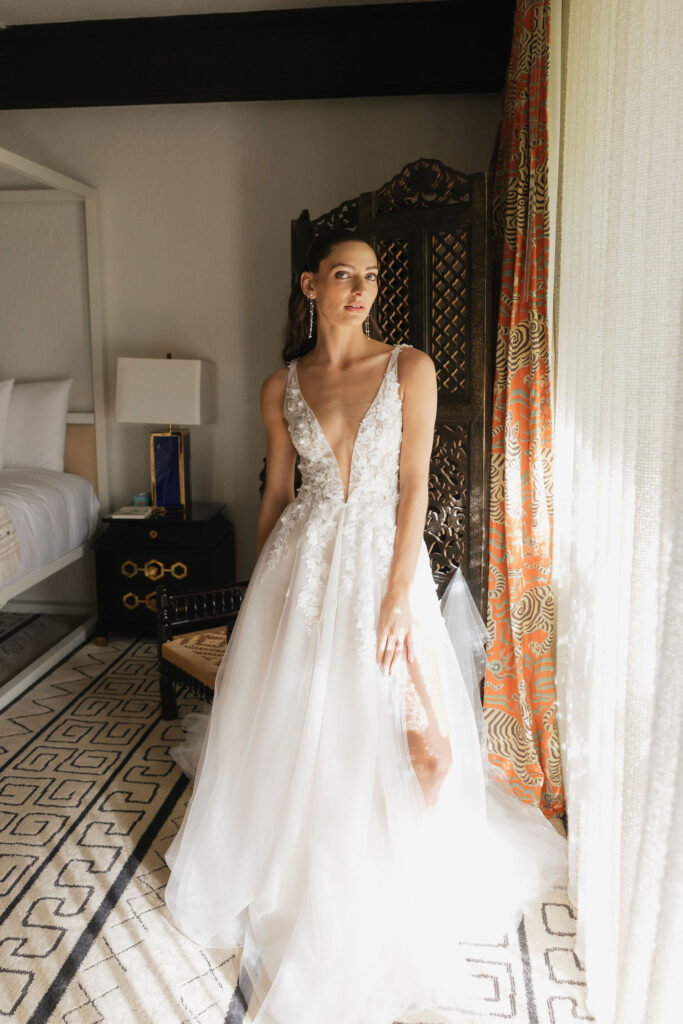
[483, 0, 565, 816]
[164, 341, 567, 1024]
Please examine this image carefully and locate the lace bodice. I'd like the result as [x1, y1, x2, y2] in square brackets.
[286, 343, 409, 507]
[263, 343, 413, 663]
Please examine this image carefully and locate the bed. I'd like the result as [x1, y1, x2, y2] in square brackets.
[0, 145, 108, 708]
[0, 467, 100, 599]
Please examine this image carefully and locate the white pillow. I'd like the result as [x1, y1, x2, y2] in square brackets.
[4, 379, 73, 472]
[0, 379, 14, 469]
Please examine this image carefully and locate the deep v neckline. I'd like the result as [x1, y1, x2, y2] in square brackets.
[293, 347, 397, 503]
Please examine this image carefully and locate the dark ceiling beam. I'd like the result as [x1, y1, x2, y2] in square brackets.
[0, 2, 514, 109]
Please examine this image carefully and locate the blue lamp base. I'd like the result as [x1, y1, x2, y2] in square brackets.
[150, 431, 192, 510]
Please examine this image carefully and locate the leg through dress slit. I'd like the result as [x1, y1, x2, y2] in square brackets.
[404, 619, 453, 808]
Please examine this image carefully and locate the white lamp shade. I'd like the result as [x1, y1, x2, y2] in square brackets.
[115, 357, 216, 425]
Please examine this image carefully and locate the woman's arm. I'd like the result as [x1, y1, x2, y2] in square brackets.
[256, 368, 298, 559]
[376, 348, 438, 675]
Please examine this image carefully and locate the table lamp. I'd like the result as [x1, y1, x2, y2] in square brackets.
[115, 355, 216, 511]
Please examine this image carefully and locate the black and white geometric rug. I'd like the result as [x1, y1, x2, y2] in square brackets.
[0, 638, 594, 1024]
[0, 612, 86, 686]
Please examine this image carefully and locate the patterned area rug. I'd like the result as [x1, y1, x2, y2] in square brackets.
[0, 638, 594, 1024]
[0, 612, 86, 685]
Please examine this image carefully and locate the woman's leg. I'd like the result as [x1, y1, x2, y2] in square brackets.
[403, 620, 453, 807]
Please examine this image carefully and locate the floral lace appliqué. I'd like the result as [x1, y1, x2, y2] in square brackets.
[263, 344, 413, 667]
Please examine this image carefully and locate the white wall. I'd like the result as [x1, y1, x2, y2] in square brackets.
[0, 94, 501, 578]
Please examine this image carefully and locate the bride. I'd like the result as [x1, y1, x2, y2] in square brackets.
[164, 228, 567, 1024]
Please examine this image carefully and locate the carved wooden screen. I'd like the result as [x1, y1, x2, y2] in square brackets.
[291, 158, 494, 619]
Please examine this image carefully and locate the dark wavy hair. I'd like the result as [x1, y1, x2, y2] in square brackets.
[282, 228, 383, 363]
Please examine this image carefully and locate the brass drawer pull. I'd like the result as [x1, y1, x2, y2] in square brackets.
[122, 591, 158, 612]
[120, 559, 188, 581]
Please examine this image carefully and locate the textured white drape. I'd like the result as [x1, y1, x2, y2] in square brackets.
[550, 1, 682, 1022]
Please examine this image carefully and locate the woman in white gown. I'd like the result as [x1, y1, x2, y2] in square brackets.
[164, 229, 567, 1024]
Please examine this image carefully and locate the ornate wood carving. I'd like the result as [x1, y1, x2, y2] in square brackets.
[291, 158, 494, 618]
[375, 158, 470, 212]
[311, 199, 359, 235]
[426, 422, 469, 588]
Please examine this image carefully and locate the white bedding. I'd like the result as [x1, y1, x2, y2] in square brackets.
[0, 469, 100, 588]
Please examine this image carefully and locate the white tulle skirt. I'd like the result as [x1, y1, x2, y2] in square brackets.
[164, 512, 567, 1024]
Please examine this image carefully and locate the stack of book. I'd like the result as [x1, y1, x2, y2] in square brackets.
[109, 506, 153, 519]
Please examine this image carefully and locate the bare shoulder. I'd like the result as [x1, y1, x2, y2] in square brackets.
[261, 364, 288, 395]
[397, 345, 433, 371]
[260, 365, 289, 423]
[396, 345, 436, 392]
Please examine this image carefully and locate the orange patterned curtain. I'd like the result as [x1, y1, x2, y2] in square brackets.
[483, 0, 564, 817]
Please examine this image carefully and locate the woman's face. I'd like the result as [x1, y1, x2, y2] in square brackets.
[302, 240, 379, 332]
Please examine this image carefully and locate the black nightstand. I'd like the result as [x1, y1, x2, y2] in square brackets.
[94, 502, 236, 640]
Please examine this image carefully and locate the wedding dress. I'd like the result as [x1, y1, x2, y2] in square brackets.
[164, 342, 567, 1024]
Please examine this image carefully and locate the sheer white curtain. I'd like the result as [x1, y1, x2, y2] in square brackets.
[550, 1, 682, 1022]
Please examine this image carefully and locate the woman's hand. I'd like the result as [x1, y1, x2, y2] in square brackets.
[376, 584, 415, 675]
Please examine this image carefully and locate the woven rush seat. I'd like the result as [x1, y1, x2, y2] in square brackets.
[156, 581, 249, 718]
[161, 626, 228, 692]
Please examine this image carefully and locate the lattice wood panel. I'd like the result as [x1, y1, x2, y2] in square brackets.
[376, 237, 411, 348]
[430, 230, 469, 401]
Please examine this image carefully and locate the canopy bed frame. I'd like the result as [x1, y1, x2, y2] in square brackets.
[0, 145, 108, 709]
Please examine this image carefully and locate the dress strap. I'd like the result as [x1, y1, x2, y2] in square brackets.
[284, 358, 298, 417]
[389, 342, 413, 378]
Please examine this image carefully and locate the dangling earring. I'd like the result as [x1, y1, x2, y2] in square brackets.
[363, 316, 371, 338]
[307, 297, 315, 339]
